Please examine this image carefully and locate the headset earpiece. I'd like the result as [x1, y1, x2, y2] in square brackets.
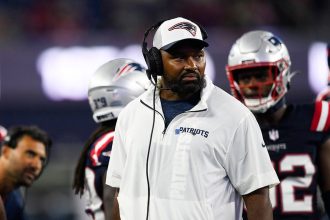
[142, 20, 165, 80]
[145, 47, 163, 79]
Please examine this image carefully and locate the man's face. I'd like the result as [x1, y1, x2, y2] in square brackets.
[6, 135, 47, 187]
[160, 41, 206, 97]
[234, 66, 275, 99]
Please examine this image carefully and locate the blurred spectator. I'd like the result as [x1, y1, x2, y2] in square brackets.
[316, 44, 330, 101]
[0, 125, 52, 220]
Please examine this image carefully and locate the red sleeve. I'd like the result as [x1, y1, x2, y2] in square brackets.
[89, 131, 114, 166]
[311, 101, 330, 131]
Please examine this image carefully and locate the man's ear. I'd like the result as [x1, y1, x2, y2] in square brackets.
[1, 145, 12, 159]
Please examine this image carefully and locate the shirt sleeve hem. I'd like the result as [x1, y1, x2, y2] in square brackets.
[106, 175, 121, 188]
[238, 171, 280, 195]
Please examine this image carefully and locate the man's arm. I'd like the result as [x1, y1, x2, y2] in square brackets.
[0, 196, 7, 220]
[111, 189, 120, 220]
[102, 173, 120, 220]
[242, 186, 273, 220]
[318, 138, 330, 217]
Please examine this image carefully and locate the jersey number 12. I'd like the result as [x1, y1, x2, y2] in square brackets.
[270, 154, 315, 213]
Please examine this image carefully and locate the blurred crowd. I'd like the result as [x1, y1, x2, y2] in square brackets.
[0, 0, 329, 44]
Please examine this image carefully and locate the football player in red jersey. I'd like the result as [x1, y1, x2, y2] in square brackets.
[72, 58, 150, 220]
[226, 31, 330, 220]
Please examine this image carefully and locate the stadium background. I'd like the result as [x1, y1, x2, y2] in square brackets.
[0, 0, 330, 219]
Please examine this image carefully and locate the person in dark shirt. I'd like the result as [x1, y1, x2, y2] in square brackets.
[4, 189, 25, 220]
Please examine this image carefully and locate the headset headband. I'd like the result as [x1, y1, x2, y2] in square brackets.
[142, 20, 165, 57]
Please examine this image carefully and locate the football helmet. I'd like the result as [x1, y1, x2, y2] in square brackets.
[88, 58, 151, 123]
[0, 125, 7, 143]
[226, 30, 294, 113]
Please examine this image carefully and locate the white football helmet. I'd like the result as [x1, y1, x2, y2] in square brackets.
[226, 30, 294, 113]
[88, 58, 151, 123]
[0, 125, 7, 142]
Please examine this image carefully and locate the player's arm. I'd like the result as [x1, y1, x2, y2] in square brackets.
[242, 186, 273, 220]
[102, 173, 120, 220]
[318, 138, 330, 217]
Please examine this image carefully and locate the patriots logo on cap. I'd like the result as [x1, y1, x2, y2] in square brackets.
[168, 22, 197, 36]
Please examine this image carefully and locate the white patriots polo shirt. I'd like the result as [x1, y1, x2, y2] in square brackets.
[106, 77, 279, 220]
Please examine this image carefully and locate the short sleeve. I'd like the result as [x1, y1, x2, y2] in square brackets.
[86, 132, 114, 168]
[225, 113, 279, 195]
[106, 115, 127, 188]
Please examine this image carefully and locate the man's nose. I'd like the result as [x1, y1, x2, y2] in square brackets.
[30, 157, 43, 171]
[184, 57, 197, 70]
[246, 76, 261, 85]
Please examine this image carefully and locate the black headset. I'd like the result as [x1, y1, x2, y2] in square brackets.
[141, 19, 208, 81]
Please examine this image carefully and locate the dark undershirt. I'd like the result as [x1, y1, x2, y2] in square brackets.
[160, 96, 199, 128]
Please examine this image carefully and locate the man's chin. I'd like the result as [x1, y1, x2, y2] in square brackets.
[171, 77, 205, 95]
[179, 84, 201, 95]
[20, 178, 34, 187]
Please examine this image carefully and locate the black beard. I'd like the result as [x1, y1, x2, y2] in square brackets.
[165, 72, 206, 96]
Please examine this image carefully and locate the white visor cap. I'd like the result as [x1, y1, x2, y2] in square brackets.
[152, 17, 208, 50]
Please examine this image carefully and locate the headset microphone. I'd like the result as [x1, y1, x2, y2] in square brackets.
[160, 84, 180, 93]
[170, 85, 181, 93]
[166, 84, 180, 93]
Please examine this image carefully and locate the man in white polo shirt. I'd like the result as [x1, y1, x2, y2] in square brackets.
[106, 17, 279, 220]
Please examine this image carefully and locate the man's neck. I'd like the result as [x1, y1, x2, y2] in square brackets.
[0, 163, 15, 198]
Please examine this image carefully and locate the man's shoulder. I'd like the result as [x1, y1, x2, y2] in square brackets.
[124, 91, 148, 109]
[4, 189, 25, 216]
[117, 93, 147, 121]
[203, 85, 254, 129]
[210, 86, 251, 114]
